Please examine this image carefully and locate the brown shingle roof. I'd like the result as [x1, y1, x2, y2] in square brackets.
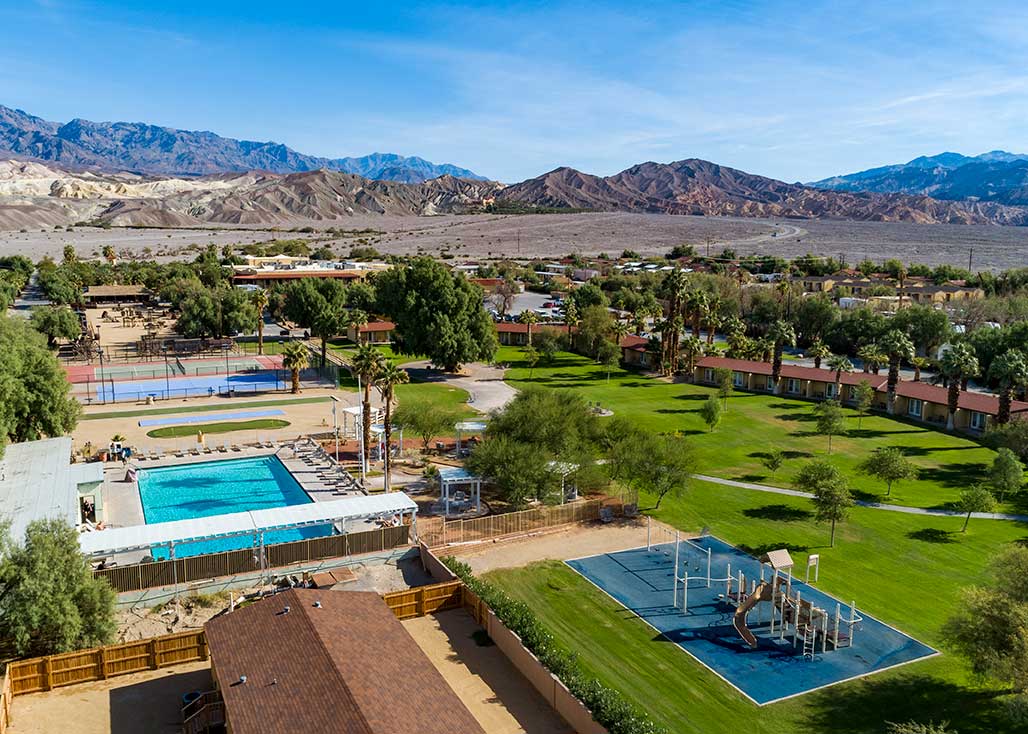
[358, 321, 395, 333]
[82, 284, 150, 297]
[204, 589, 485, 734]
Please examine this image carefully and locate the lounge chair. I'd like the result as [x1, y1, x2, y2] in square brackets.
[217, 443, 228, 453]
[230, 443, 242, 452]
[173, 447, 186, 458]
[202, 444, 213, 454]
[190, 445, 202, 456]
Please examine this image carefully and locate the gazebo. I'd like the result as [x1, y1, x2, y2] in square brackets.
[437, 466, 482, 516]
[454, 421, 487, 455]
[370, 423, 403, 461]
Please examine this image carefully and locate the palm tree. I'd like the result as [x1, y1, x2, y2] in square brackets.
[857, 342, 885, 375]
[880, 329, 915, 415]
[351, 344, 386, 472]
[704, 295, 722, 346]
[347, 309, 369, 345]
[687, 290, 708, 340]
[518, 309, 540, 347]
[939, 342, 979, 430]
[102, 245, 116, 264]
[563, 298, 579, 343]
[910, 356, 930, 382]
[989, 351, 1028, 424]
[768, 320, 796, 394]
[827, 354, 854, 400]
[611, 319, 630, 345]
[251, 289, 269, 355]
[808, 339, 831, 370]
[281, 341, 309, 394]
[681, 336, 704, 373]
[660, 270, 689, 373]
[375, 362, 409, 492]
[723, 315, 746, 339]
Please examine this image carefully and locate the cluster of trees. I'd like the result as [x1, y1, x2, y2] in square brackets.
[0, 255, 32, 309]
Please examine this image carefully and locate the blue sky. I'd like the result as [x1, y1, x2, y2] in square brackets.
[2, 0, 1028, 182]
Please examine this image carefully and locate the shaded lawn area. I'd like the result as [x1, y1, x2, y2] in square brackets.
[145, 418, 290, 438]
[327, 339, 422, 365]
[486, 480, 1027, 734]
[82, 396, 332, 421]
[498, 347, 1002, 512]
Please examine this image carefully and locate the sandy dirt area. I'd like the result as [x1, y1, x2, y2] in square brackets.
[9, 662, 212, 734]
[404, 610, 573, 734]
[450, 517, 657, 574]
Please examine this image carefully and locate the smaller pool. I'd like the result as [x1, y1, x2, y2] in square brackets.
[137, 456, 332, 558]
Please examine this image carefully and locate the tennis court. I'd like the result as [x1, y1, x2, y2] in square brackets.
[566, 536, 936, 705]
[66, 355, 282, 383]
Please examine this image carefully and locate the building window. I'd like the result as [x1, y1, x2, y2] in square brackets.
[825, 383, 836, 399]
[766, 376, 774, 391]
[787, 378, 801, 394]
[908, 398, 923, 418]
[970, 411, 987, 431]
[733, 371, 745, 387]
[704, 368, 714, 383]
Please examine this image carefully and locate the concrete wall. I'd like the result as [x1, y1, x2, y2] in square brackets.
[484, 610, 607, 734]
[419, 542, 458, 583]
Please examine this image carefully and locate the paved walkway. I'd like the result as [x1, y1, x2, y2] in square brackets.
[406, 361, 516, 415]
[694, 474, 1028, 522]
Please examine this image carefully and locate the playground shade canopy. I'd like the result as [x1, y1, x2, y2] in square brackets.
[759, 549, 794, 571]
[78, 493, 417, 558]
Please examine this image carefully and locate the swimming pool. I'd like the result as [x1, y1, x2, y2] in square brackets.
[137, 456, 332, 558]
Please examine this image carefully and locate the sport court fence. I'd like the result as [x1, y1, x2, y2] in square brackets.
[94, 524, 410, 593]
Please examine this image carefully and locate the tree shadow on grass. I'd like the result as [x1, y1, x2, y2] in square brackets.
[737, 541, 812, 556]
[847, 427, 923, 439]
[748, 449, 813, 460]
[919, 463, 991, 488]
[774, 411, 818, 423]
[907, 528, 958, 544]
[803, 674, 1011, 734]
[673, 393, 710, 402]
[742, 504, 814, 522]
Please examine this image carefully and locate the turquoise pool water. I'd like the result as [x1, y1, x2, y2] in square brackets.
[137, 456, 332, 558]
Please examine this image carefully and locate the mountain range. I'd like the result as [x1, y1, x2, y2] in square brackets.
[3, 103, 1028, 229]
[810, 151, 1028, 205]
[0, 105, 485, 183]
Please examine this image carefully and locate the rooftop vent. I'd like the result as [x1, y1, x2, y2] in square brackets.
[239, 675, 247, 685]
[313, 600, 322, 608]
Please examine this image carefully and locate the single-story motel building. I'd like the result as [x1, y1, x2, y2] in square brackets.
[496, 322, 568, 346]
[346, 319, 395, 345]
[693, 356, 1028, 434]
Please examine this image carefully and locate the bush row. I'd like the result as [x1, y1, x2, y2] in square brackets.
[443, 556, 667, 734]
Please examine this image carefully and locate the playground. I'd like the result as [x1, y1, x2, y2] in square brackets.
[566, 533, 937, 705]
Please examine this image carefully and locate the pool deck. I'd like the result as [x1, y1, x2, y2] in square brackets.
[99, 443, 364, 565]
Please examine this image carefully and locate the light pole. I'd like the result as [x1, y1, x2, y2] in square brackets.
[162, 345, 171, 400]
[356, 374, 366, 485]
[330, 395, 340, 463]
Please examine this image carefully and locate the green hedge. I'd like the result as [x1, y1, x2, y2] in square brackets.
[443, 556, 666, 734]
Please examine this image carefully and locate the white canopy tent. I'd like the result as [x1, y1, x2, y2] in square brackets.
[437, 466, 482, 516]
[78, 493, 418, 560]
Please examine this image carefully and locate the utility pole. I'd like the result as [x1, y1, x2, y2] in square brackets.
[967, 247, 974, 272]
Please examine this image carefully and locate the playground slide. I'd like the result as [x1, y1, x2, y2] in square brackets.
[733, 581, 774, 648]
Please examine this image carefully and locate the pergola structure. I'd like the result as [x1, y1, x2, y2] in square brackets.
[370, 423, 403, 461]
[78, 494, 418, 572]
[454, 421, 487, 455]
[437, 466, 482, 516]
[547, 460, 579, 504]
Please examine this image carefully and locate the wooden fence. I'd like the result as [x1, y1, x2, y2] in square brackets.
[0, 667, 10, 734]
[94, 524, 410, 593]
[418, 498, 610, 547]
[381, 581, 464, 620]
[7, 630, 207, 696]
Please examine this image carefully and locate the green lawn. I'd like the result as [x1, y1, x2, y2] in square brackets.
[145, 418, 290, 438]
[83, 396, 332, 421]
[327, 339, 422, 366]
[497, 347, 1005, 513]
[486, 480, 1027, 734]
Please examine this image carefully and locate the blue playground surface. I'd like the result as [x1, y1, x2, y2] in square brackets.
[138, 408, 286, 427]
[566, 536, 937, 705]
[94, 371, 287, 402]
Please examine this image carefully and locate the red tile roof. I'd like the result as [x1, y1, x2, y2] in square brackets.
[695, 356, 1028, 416]
[232, 271, 362, 281]
[204, 589, 484, 734]
[358, 320, 395, 332]
[469, 277, 503, 287]
[620, 335, 649, 351]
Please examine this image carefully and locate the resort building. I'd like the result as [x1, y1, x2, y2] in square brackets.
[495, 321, 567, 346]
[202, 588, 485, 734]
[693, 356, 1028, 433]
[346, 319, 395, 344]
[620, 335, 652, 368]
[0, 437, 103, 540]
[81, 284, 154, 306]
[790, 274, 984, 305]
[230, 257, 390, 289]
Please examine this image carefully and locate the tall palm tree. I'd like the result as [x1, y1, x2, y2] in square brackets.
[827, 354, 854, 399]
[681, 336, 704, 373]
[687, 289, 709, 340]
[880, 329, 915, 414]
[375, 362, 409, 492]
[518, 309, 540, 347]
[660, 270, 689, 373]
[768, 320, 796, 394]
[808, 339, 831, 370]
[281, 341, 309, 394]
[989, 351, 1028, 424]
[910, 356, 930, 382]
[563, 298, 579, 344]
[351, 344, 386, 473]
[857, 342, 885, 375]
[939, 342, 979, 430]
[347, 308, 369, 345]
[723, 315, 746, 339]
[611, 319, 630, 344]
[704, 295, 722, 346]
[251, 289, 269, 355]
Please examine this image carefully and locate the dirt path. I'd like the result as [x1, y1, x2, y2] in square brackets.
[405, 361, 516, 415]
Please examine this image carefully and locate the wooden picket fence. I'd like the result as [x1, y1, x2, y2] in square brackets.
[0, 668, 10, 734]
[94, 524, 410, 593]
[6, 630, 208, 696]
[381, 581, 464, 620]
[417, 498, 611, 547]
